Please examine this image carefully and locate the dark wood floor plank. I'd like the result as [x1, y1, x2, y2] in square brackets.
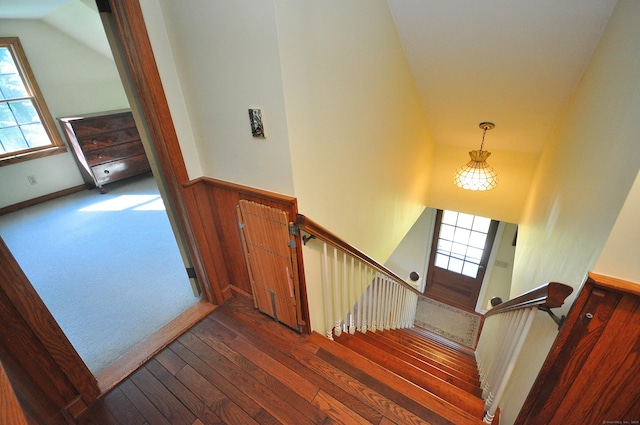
[192, 317, 327, 423]
[101, 387, 147, 425]
[312, 389, 372, 425]
[202, 314, 320, 401]
[154, 346, 187, 375]
[210, 309, 385, 424]
[118, 379, 171, 425]
[78, 294, 483, 425]
[145, 359, 223, 424]
[290, 345, 432, 425]
[175, 364, 260, 425]
[169, 342, 262, 423]
[129, 366, 196, 425]
[179, 330, 321, 424]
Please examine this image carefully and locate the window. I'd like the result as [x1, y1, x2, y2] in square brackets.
[433, 210, 493, 278]
[0, 37, 65, 165]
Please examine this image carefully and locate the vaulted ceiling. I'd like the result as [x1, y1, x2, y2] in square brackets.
[1, 0, 618, 154]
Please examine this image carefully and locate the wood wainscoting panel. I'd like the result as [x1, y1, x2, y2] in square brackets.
[515, 273, 640, 424]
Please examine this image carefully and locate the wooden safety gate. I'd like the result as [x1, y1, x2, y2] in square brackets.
[237, 200, 303, 331]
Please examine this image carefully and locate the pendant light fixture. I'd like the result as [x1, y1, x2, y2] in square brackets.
[454, 122, 498, 191]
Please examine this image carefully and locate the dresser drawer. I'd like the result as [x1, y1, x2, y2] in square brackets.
[70, 113, 136, 137]
[92, 154, 151, 185]
[77, 127, 140, 152]
[85, 141, 146, 166]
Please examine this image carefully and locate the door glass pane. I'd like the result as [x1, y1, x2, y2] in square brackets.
[448, 257, 463, 273]
[437, 239, 452, 254]
[457, 213, 474, 229]
[440, 224, 455, 240]
[434, 210, 494, 277]
[453, 227, 470, 244]
[466, 247, 483, 262]
[462, 262, 479, 278]
[469, 231, 487, 248]
[451, 242, 467, 259]
[442, 210, 458, 225]
[435, 253, 449, 269]
[472, 216, 492, 232]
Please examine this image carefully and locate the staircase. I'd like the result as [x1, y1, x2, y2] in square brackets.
[310, 326, 488, 425]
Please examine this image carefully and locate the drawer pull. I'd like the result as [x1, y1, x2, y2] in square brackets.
[92, 139, 98, 145]
[104, 170, 110, 174]
[97, 154, 103, 159]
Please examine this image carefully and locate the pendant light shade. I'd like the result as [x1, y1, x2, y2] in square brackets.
[454, 122, 498, 191]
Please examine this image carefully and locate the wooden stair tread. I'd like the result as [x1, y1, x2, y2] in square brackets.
[406, 326, 478, 358]
[375, 329, 480, 379]
[351, 331, 482, 392]
[310, 332, 485, 425]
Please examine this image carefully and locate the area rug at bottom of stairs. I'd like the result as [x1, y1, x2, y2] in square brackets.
[414, 296, 481, 348]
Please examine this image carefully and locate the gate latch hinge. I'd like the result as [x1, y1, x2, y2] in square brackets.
[289, 223, 300, 237]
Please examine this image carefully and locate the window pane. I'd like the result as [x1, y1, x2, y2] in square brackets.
[9, 100, 40, 124]
[0, 47, 18, 73]
[442, 210, 458, 225]
[453, 227, 470, 244]
[0, 102, 17, 126]
[0, 126, 28, 153]
[0, 74, 28, 100]
[457, 213, 474, 229]
[462, 262, 479, 278]
[440, 224, 455, 241]
[22, 123, 49, 147]
[469, 231, 487, 249]
[448, 257, 463, 273]
[472, 216, 492, 232]
[434, 253, 449, 269]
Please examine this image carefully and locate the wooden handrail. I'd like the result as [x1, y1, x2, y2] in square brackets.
[296, 214, 422, 296]
[484, 282, 573, 318]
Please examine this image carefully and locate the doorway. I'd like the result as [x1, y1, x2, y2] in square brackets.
[0, 1, 198, 375]
[424, 209, 499, 310]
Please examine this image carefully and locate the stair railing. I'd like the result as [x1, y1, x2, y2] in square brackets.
[475, 282, 573, 424]
[296, 215, 422, 339]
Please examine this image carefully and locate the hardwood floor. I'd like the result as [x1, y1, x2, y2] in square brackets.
[77, 295, 483, 424]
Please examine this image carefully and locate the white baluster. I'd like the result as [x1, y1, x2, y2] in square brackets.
[483, 307, 537, 424]
[333, 247, 342, 337]
[322, 242, 333, 340]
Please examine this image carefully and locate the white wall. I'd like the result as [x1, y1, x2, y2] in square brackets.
[500, 1, 640, 423]
[145, 0, 295, 196]
[276, 0, 434, 262]
[593, 170, 640, 283]
[384, 207, 433, 290]
[0, 18, 129, 208]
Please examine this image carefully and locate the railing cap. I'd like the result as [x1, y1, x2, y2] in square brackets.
[484, 282, 573, 318]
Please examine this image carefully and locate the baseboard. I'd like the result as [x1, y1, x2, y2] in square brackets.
[0, 185, 87, 215]
[95, 299, 215, 395]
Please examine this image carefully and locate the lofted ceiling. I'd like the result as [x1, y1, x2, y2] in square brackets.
[0, 0, 618, 154]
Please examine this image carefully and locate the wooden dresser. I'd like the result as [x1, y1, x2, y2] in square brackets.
[59, 110, 151, 193]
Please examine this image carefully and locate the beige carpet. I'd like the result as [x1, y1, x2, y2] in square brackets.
[414, 296, 481, 348]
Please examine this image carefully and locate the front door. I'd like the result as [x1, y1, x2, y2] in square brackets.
[424, 209, 498, 310]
